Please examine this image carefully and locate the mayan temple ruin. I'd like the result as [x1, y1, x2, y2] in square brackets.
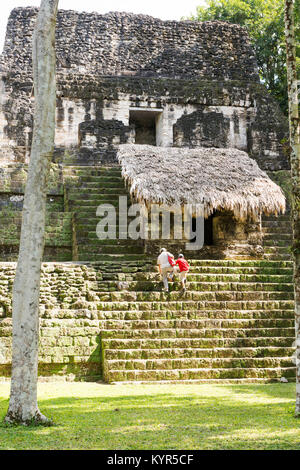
[0, 7, 295, 382]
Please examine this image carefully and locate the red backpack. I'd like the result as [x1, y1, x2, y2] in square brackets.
[168, 255, 176, 267]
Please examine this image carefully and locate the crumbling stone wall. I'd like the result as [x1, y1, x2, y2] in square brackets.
[174, 108, 232, 148]
[173, 96, 289, 170]
[0, 164, 72, 261]
[78, 119, 135, 165]
[0, 263, 105, 380]
[0, 261, 153, 380]
[2, 7, 259, 80]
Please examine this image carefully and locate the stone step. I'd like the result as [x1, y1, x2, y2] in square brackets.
[100, 272, 293, 283]
[263, 240, 292, 247]
[262, 215, 291, 221]
[105, 356, 294, 371]
[98, 318, 294, 330]
[78, 261, 293, 275]
[263, 253, 292, 261]
[79, 250, 290, 262]
[125, 266, 265, 276]
[263, 233, 292, 240]
[263, 252, 291, 261]
[76, 253, 148, 262]
[74, 209, 133, 217]
[36, 316, 293, 333]
[64, 172, 122, 179]
[262, 234, 292, 241]
[263, 226, 291, 231]
[68, 179, 124, 187]
[41, 308, 294, 321]
[76, 245, 144, 255]
[69, 199, 124, 208]
[68, 190, 128, 197]
[262, 230, 292, 236]
[69, 180, 125, 188]
[34, 317, 292, 331]
[262, 225, 292, 232]
[76, 230, 292, 245]
[187, 260, 293, 267]
[104, 346, 294, 360]
[67, 182, 126, 190]
[188, 264, 292, 271]
[65, 172, 123, 180]
[263, 239, 292, 246]
[101, 326, 295, 339]
[101, 336, 294, 350]
[95, 299, 294, 311]
[262, 229, 292, 236]
[67, 193, 128, 201]
[95, 280, 294, 292]
[264, 246, 291, 253]
[75, 221, 133, 229]
[75, 232, 135, 240]
[75, 226, 144, 236]
[76, 176, 124, 183]
[104, 366, 296, 382]
[65, 166, 120, 172]
[75, 226, 136, 236]
[92, 290, 294, 302]
[187, 266, 293, 274]
[63, 164, 121, 171]
[75, 238, 142, 248]
[263, 238, 292, 244]
[84, 260, 152, 269]
[262, 220, 291, 227]
[68, 258, 293, 269]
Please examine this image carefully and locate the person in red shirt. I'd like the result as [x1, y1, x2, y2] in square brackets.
[175, 254, 190, 292]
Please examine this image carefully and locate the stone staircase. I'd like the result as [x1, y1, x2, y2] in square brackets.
[262, 214, 292, 260]
[98, 259, 295, 383]
[64, 166, 145, 261]
[0, 164, 295, 382]
[1, 259, 293, 382]
[60, 165, 295, 383]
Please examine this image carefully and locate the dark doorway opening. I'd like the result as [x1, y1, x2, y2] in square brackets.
[204, 214, 214, 246]
[129, 109, 162, 146]
[190, 214, 214, 246]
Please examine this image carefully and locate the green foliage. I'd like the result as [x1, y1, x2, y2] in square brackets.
[186, 0, 300, 115]
[0, 382, 300, 449]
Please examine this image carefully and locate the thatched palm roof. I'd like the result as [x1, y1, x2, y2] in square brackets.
[117, 144, 286, 220]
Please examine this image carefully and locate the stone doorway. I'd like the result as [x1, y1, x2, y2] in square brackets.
[189, 214, 214, 246]
[129, 108, 163, 146]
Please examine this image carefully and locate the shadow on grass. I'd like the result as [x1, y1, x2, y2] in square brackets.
[0, 388, 299, 450]
[221, 383, 296, 400]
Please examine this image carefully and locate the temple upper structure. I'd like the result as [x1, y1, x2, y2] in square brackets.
[0, 7, 289, 172]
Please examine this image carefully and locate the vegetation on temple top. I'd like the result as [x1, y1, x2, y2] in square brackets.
[186, 0, 300, 115]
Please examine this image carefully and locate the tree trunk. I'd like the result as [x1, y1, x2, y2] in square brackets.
[5, 0, 59, 425]
[284, 0, 300, 416]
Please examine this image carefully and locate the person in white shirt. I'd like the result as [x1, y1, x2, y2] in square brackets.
[157, 247, 174, 292]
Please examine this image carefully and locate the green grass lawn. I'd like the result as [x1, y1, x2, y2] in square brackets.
[0, 382, 299, 450]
